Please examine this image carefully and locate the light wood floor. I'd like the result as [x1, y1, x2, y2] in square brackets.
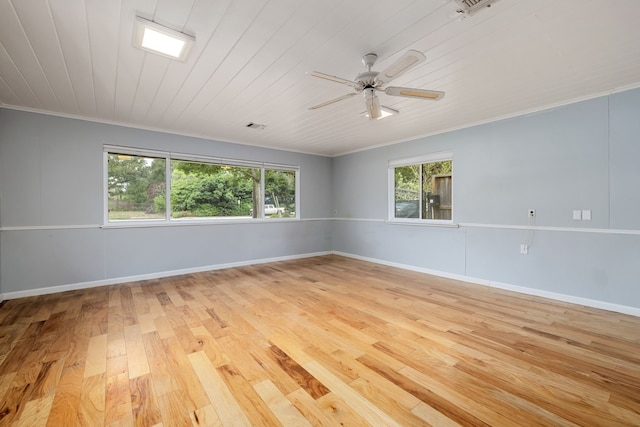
[1, 255, 639, 426]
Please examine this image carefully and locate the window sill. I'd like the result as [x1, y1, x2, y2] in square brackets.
[102, 217, 300, 229]
[386, 219, 459, 228]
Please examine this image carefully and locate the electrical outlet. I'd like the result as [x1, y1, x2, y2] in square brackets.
[528, 209, 535, 218]
[333, 210, 337, 216]
[520, 244, 528, 254]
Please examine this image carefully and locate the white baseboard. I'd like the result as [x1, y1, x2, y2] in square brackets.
[5, 249, 639, 318]
[333, 251, 640, 317]
[1, 251, 332, 300]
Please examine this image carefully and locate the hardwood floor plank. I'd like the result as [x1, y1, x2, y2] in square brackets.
[77, 373, 106, 426]
[303, 359, 404, 427]
[253, 379, 311, 426]
[265, 344, 330, 399]
[214, 334, 270, 386]
[160, 335, 210, 410]
[46, 363, 84, 426]
[0, 382, 33, 424]
[349, 377, 429, 426]
[0, 372, 17, 408]
[317, 391, 375, 426]
[124, 325, 149, 379]
[30, 358, 65, 401]
[105, 371, 132, 425]
[0, 255, 638, 426]
[187, 351, 251, 426]
[285, 387, 338, 426]
[156, 391, 193, 427]
[189, 404, 222, 427]
[14, 393, 54, 427]
[357, 353, 490, 427]
[85, 334, 108, 378]
[216, 363, 282, 426]
[129, 373, 161, 427]
[0, 334, 37, 377]
[142, 331, 176, 397]
[191, 323, 231, 367]
[412, 401, 465, 427]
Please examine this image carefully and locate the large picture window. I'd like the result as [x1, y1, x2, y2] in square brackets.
[390, 152, 452, 221]
[169, 160, 260, 220]
[105, 147, 298, 223]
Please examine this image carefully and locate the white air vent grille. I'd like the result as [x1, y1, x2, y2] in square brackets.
[246, 122, 266, 130]
[453, 0, 499, 15]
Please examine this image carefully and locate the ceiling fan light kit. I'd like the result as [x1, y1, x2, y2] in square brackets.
[308, 49, 444, 120]
[364, 88, 382, 120]
[361, 106, 399, 120]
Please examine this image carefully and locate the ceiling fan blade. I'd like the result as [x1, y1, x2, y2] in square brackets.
[308, 92, 356, 110]
[309, 71, 359, 88]
[385, 86, 444, 100]
[375, 50, 426, 85]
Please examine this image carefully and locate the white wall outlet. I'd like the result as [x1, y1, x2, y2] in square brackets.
[582, 210, 591, 220]
[333, 210, 338, 216]
[573, 210, 582, 220]
[528, 209, 535, 217]
[520, 244, 528, 254]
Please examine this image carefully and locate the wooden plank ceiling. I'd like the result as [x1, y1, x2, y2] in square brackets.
[1, 0, 639, 156]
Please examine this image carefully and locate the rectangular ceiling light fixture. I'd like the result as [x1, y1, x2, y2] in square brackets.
[133, 16, 194, 61]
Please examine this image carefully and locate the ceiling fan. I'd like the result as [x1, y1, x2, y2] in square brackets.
[308, 50, 444, 120]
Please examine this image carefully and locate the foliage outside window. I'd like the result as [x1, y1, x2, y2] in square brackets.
[264, 169, 296, 219]
[106, 148, 298, 222]
[169, 160, 260, 219]
[107, 153, 166, 221]
[391, 153, 452, 221]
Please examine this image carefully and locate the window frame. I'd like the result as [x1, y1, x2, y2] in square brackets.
[388, 151, 454, 224]
[103, 145, 300, 225]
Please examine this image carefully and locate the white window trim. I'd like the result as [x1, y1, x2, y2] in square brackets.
[389, 151, 453, 168]
[388, 151, 454, 224]
[103, 146, 300, 226]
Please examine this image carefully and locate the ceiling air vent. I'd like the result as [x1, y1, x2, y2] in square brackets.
[245, 122, 266, 130]
[452, 0, 500, 16]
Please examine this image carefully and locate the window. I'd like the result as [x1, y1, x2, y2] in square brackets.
[170, 160, 260, 220]
[390, 152, 452, 221]
[105, 147, 298, 223]
[264, 169, 296, 218]
[107, 153, 166, 221]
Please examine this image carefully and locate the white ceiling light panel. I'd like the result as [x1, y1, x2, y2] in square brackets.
[133, 16, 194, 61]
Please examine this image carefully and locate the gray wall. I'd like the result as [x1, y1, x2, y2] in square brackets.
[332, 88, 640, 311]
[0, 110, 333, 295]
[2, 88, 640, 311]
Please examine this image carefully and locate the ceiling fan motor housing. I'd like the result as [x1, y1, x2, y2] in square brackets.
[355, 71, 379, 89]
[362, 52, 378, 69]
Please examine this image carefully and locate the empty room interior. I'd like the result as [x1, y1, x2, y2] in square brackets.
[1, 0, 640, 425]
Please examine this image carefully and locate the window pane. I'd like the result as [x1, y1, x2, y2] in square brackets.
[394, 165, 420, 218]
[170, 160, 259, 219]
[421, 160, 452, 220]
[108, 153, 166, 221]
[264, 169, 296, 218]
